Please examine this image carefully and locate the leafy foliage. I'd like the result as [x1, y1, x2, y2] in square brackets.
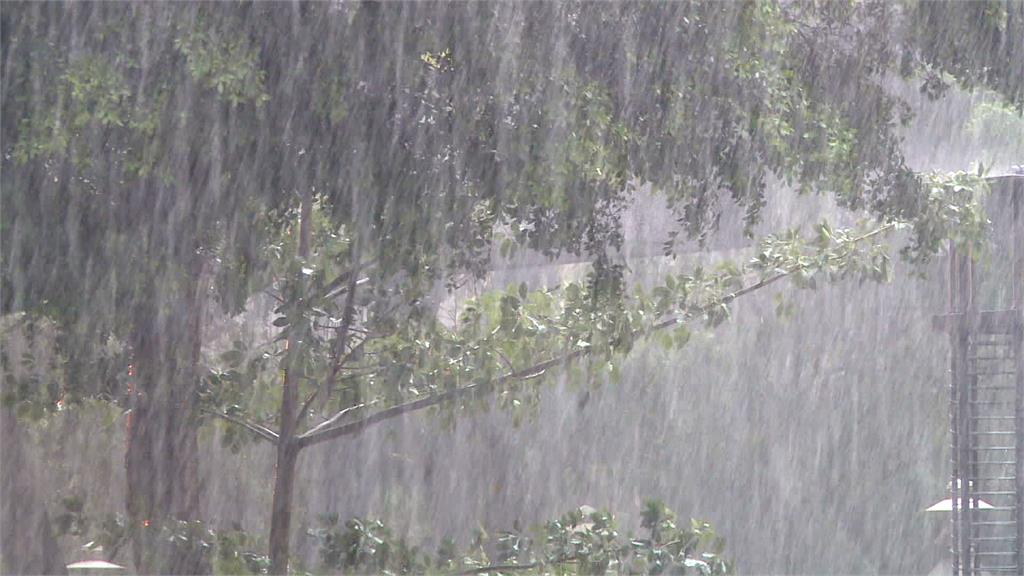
[0, 1, 1014, 572]
[964, 96, 1024, 169]
[305, 501, 729, 575]
[48, 494, 729, 576]
[199, 168, 986, 452]
[0, 0, 1009, 419]
[175, 21, 270, 107]
[902, 170, 991, 264]
[905, 1, 1024, 109]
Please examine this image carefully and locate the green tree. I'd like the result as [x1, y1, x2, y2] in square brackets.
[2, 1, 1019, 573]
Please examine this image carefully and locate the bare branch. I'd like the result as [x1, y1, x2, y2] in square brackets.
[297, 351, 584, 449]
[295, 388, 322, 424]
[494, 349, 515, 373]
[320, 257, 377, 300]
[297, 400, 376, 440]
[453, 562, 540, 575]
[202, 409, 280, 445]
[325, 276, 371, 301]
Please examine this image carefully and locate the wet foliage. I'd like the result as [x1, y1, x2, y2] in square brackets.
[1, 1, 1021, 574]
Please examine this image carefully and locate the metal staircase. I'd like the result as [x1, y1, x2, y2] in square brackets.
[954, 327, 1020, 574]
[941, 174, 1023, 576]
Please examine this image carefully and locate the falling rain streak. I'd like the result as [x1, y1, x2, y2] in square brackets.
[1, 2, 1023, 575]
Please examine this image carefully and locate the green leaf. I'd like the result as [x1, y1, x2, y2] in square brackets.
[220, 349, 244, 366]
[672, 326, 691, 348]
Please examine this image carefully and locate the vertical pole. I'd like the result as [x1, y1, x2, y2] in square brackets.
[962, 253, 975, 576]
[1012, 179, 1023, 573]
[951, 244, 975, 576]
[959, 305, 972, 575]
[950, 242, 962, 576]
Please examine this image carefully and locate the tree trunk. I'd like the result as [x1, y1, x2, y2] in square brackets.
[125, 257, 208, 575]
[0, 407, 68, 575]
[268, 184, 313, 574]
[267, 287, 304, 574]
[268, 443, 300, 574]
[268, 327, 302, 574]
[125, 336, 206, 574]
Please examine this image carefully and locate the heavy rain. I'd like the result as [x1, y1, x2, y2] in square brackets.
[1, 2, 1022, 575]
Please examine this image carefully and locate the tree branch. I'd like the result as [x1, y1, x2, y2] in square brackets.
[453, 555, 578, 575]
[298, 224, 896, 450]
[297, 350, 585, 448]
[454, 561, 540, 575]
[321, 258, 377, 300]
[296, 264, 365, 429]
[297, 271, 785, 449]
[294, 388, 322, 425]
[297, 400, 376, 440]
[202, 409, 280, 445]
[649, 270, 790, 331]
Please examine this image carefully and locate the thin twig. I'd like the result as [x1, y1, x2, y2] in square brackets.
[295, 388, 322, 424]
[320, 257, 377, 300]
[202, 408, 279, 445]
[494, 349, 516, 373]
[454, 561, 540, 575]
[453, 555, 578, 575]
[297, 400, 376, 440]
